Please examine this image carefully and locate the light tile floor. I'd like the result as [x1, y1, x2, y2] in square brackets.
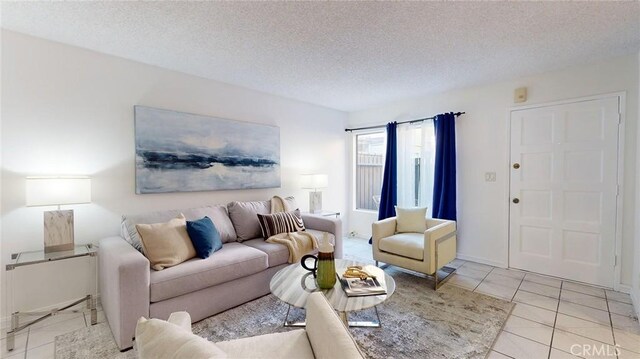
[2, 236, 638, 359]
[0, 307, 104, 359]
[344, 236, 640, 359]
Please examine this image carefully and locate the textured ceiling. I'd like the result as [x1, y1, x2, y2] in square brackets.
[2, 2, 639, 112]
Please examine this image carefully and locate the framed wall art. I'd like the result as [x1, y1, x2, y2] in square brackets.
[134, 106, 280, 194]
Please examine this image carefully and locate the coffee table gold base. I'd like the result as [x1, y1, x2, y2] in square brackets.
[284, 304, 382, 328]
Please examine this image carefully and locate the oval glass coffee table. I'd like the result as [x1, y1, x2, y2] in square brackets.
[270, 258, 395, 328]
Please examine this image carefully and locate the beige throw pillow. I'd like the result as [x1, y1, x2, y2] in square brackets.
[135, 317, 227, 359]
[136, 214, 196, 271]
[395, 207, 428, 233]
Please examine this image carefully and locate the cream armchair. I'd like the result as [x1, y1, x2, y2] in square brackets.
[372, 217, 457, 289]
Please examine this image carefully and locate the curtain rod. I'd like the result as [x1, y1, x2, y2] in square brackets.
[344, 112, 465, 132]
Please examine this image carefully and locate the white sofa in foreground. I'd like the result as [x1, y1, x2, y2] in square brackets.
[135, 292, 365, 359]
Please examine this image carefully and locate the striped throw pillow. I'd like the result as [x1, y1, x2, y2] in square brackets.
[257, 210, 305, 239]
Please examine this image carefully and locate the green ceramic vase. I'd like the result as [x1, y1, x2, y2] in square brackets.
[316, 251, 337, 289]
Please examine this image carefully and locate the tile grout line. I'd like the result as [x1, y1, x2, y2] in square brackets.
[547, 280, 562, 359]
[491, 348, 515, 358]
[604, 291, 620, 359]
[22, 328, 30, 359]
[562, 287, 607, 300]
[508, 273, 525, 302]
[521, 277, 562, 290]
[498, 329, 551, 351]
[508, 313, 554, 328]
[516, 287, 559, 301]
[473, 267, 495, 291]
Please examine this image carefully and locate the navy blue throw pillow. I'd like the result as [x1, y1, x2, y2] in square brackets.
[186, 216, 222, 259]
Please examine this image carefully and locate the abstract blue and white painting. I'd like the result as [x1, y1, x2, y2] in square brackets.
[134, 106, 280, 194]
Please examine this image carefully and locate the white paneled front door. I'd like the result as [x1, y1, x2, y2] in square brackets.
[509, 97, 620, 287]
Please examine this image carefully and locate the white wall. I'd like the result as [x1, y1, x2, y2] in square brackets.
[347, 54, 639, 288]
[0, 31, 347, 314]
[633, 49, 640, 316]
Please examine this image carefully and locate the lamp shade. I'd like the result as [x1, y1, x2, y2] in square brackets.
[26, 176, 92, 206]
[300, 174, 328, 190]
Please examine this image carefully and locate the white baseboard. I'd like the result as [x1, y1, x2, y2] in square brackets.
[1, 295, 100, 330]
[456, 253, 507, 268]
[631, 289, 640, 320]
[617, 284, 632, 294]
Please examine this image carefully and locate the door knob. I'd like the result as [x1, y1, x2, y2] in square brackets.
[513, 163, 520, 169]
[513, 198, 520, 204]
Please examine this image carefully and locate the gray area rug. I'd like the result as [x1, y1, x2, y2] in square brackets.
[56, 267, 513, 358]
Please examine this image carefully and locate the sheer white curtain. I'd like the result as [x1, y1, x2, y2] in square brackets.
[418, 120, 436, 213]
[396, 121, 436, 212]
[396, 124, 418, 207]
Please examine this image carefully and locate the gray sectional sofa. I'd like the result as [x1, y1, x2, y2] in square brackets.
[98, 200, 342, 350]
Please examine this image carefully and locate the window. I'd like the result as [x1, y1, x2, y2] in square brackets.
[397, 122, 435, 209]
[354, 121, 436, 212]
[355, 132, 385, 210]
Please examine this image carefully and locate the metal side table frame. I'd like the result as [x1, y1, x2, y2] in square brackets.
[283, 303, 383, 328]
[5, 244, 98, 352]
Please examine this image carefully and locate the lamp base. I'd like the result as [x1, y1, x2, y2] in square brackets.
[309, 191, 323, 214]
[44, 210, 75, 253]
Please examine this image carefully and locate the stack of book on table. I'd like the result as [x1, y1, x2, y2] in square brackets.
[337, 265, 387, 297]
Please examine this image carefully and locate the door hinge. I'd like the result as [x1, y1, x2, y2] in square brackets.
[618, 113, 622, 124]
[614, 255, 618, 266]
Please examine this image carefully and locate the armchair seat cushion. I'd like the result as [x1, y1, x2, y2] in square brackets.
[216, 329, 315, 359]
[378, 233, 424, 260]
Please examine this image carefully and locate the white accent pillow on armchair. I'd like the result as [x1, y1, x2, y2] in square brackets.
[395, 206, 428, 233]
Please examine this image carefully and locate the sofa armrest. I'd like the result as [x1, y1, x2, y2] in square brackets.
[372, 217, 397, 250]
[301, 214, 343, 259]
[424, 220, 457, 274]
[168, 311, 192, 333]
[99, 236, 150, 350]
[305, 292, 365, 359]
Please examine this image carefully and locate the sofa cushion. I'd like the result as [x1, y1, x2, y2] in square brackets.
[149, 243, 268, 302]
[122, 205, 237, 252]
[216, 329, 314, 359]
[242, 239, 290, 267]
[135, 317, 227, 359]
[243, 230, 334, 267]
[136, 214, 197, 271]
[378, 233, 424, 260]
[257, 209, 305, 238]
[227, 200, 270, 241]
[270, 195, 298, 212]
[186, 216, 223, 259]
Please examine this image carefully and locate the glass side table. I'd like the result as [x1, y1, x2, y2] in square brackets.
[303, 210, 340, 218]
[5, 244, 98, 352]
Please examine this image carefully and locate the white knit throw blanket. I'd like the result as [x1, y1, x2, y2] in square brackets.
[270, 195, 291, 213]
[266, 232, 318, 263]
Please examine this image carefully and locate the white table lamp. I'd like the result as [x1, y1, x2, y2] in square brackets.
[301, 174, 328, 214]
[26, 176, 91, 253]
